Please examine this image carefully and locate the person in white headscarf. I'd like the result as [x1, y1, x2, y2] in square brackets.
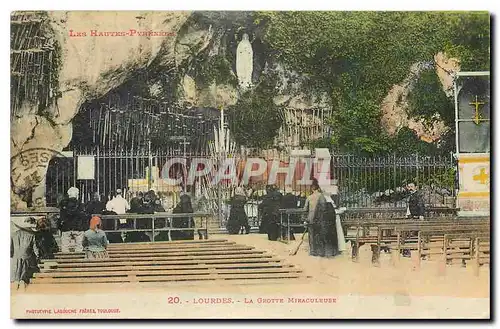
[59, 187, 86, 253]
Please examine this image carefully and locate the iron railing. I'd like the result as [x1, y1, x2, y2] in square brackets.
[44, 152, 457, 222]
[331, 154, 456, 208]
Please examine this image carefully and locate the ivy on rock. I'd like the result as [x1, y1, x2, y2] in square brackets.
[255, 11, 490, 155]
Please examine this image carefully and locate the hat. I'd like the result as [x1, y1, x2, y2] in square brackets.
[116, 188, 122, 194]
[11, 216, 39, 233]
[67, 187, 79, 198]
[235, 187, 245, 196]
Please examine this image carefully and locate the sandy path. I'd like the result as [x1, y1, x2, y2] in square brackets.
[11, 234, 490, 319]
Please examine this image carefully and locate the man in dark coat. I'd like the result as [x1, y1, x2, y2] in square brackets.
[125, 191, 155, 243]
[402, 182, 426, 257]
[259, 186, 282, 241]
[258, 186, 272, 234]
[129, 191, 144, 213]
[407, 183, 425, 219]
[85, 192, 106, 217]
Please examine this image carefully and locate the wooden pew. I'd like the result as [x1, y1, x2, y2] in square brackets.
[345, 217, 489, 261]
[420, 232, 491, 273]
[370, 224, 489, 265]
[97, 212, 211, 241]
[342, 207, 459, 220]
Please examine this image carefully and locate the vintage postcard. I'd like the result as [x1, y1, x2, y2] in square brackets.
[10, 10, 490, 319]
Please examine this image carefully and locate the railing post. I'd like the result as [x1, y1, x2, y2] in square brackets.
[279, 211, 283, 242]
[205, 215, 209, 240]
[151, 215, 155, 242]
[287, 213, 291, 241]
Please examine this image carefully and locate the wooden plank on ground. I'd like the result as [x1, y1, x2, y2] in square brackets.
[40, 262, 290, 273]
[105, 239, 230, 247]
[44, 254, 277, 264]
[44, 258, 282, 268]
[35, 267, 302, 278]
[105, 242, 237, 251]
[32, 272, 304, 284]
[53, 250, 267, 260]
[54, 246, 255, 258]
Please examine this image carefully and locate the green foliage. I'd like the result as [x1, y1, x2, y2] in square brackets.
[408, 68, 455, 127]
[192, 55, 238, 87]
[227, 77, 283, 149]
[255, 11, 490, 154]
[327, 94, 389, 155]
[443, 12, 490, 71]
[388, 127, 441, 156]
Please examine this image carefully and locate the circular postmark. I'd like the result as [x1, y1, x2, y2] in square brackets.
[11, 147, 67, 207]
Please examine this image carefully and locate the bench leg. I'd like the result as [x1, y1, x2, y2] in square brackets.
[198, 229, 208, 240]
[351, 241, 359, 262]
[416, 232, 422, 270]
[438, 235, 448, 276]
[474, 238, 480, 276]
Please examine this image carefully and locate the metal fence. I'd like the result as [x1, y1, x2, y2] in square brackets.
[45, 151, 457, 215]
[331, 154, 457, 208]
[45, 148, 211, 207]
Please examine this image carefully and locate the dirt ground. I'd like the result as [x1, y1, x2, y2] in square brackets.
[11, 234, 490, 319]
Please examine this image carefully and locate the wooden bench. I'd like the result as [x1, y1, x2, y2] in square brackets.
[97, 212, 210, 241]
[33, 239, 309, 285]
[279, 208, 307, 241]
[11, 207, 60, 216]
[370, 224, 490, 266]
[344, 218, 488, 259]
[425, 232, 491, 273]
[345, 217, 489, 261]
[342, 207, 459, 220]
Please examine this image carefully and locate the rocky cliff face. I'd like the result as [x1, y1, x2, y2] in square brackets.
[10, 11, 457, 209]
[11, 11, 329, 209]
[380, 52, 460, 143]
[11, 11, 191, 209]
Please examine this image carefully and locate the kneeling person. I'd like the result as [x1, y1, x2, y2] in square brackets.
[82, 216, 109, 259]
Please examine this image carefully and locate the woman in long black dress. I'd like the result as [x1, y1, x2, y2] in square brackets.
[171, 194, 195, 240]
[261, 186, 282, 241]
[322, 196, 339, 257]
[227, 187, 250, 234]
[304, 179, 338, 257]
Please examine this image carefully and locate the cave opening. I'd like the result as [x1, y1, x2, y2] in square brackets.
[46, 70, 224, 206]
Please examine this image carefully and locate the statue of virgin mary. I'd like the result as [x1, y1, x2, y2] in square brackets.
[236, 33, 253, 91]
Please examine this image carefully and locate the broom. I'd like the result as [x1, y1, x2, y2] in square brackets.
[289, 226, 309, 256]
